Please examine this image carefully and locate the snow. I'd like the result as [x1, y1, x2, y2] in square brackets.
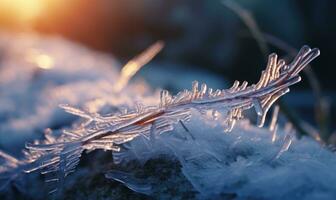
[113, 111, 336, 199]
[0, 32, 335, 200]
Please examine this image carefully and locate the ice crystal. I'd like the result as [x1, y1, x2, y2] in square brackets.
[0, 45, 320, 195]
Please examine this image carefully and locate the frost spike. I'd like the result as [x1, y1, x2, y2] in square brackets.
[229, 80, 240, 92]
[269, 54, 278, 81]
[252, 98, 263, 116]
[208, 88, 213, 96]
[239, 81, 248, 91]
[200, 83, 207, 97]
[271, 125, 278, 143]
[59, 104, 91, 119]
[192, 81, 198, 99]
[214, 89, 221, 96]
[269, 105, 280, 132]
[63, 130, 81, 139]
[275, 133, 293, 160]
[257, 89, 289, 127]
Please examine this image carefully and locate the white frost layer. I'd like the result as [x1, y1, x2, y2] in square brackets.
[117, 111, 336, 200]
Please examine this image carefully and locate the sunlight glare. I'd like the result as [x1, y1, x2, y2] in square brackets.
[1, 0, 44, 23]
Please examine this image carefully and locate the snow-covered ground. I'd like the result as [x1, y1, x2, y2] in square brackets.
[0, 32, 335, 200]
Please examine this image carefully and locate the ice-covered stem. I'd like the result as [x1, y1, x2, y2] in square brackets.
[252, 45, 320, 126]
[189, 45, 320, 127]
[0, 46, 320, 192]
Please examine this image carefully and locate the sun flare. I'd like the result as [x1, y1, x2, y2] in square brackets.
[1, 0, 44, 24]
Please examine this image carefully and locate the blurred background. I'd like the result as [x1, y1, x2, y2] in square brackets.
[0, 0, 335, 143]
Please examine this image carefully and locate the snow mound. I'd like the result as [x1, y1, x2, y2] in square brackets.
[116, 113, 336, 200]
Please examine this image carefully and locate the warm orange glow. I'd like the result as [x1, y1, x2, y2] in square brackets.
[1, 0, 44, 24]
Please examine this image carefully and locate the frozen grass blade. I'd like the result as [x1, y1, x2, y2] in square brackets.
[114, 41, 164, 92]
